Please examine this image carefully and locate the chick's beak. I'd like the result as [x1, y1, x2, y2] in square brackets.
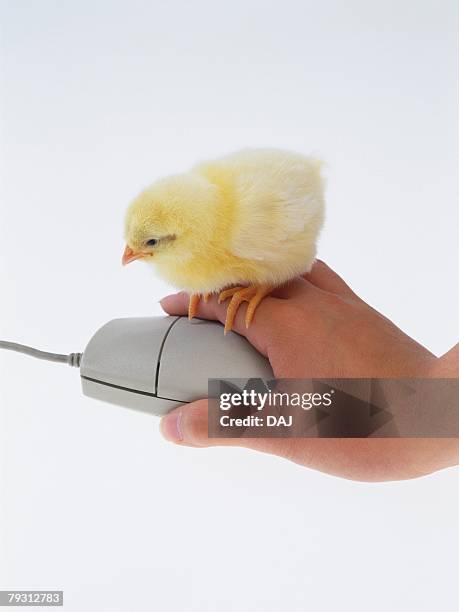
[122, 245, 147, 266]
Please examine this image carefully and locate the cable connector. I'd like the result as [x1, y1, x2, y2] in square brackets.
[67, 352, 83, 367]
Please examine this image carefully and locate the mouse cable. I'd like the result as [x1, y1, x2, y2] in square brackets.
[0, 341, 82, 367]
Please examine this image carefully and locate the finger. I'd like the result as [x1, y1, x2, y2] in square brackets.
[160, 291, 281, 357]
[303, 260, 357, 297]
[270, 277, 317, 300]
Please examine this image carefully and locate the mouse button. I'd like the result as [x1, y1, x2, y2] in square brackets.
[156, 317, 273, 403]
[81, 316, 178, 394]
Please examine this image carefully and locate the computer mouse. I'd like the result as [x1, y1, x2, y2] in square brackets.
[80, 316, 273, 416]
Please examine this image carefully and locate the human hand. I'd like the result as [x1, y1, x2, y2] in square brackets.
[159, 261, 458, 481]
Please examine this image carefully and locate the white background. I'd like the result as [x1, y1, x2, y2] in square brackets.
[1, 1, 458, 610]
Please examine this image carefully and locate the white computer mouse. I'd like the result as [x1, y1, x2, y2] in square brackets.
[80, 316, 273, 416]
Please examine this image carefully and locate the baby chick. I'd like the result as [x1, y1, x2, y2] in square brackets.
[123, 148, 325, 333]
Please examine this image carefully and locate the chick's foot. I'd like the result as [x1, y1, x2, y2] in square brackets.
[188, 292, 213, 319]
[188, 294, 201, 320]
[218, 285, 272, 333]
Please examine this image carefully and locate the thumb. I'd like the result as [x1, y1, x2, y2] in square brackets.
[160, 399, 300, 459]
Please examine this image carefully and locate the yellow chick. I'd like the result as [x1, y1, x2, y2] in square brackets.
[123, 148, 325, 332]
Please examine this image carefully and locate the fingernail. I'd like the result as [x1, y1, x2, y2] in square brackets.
[160, 410, 183, 442]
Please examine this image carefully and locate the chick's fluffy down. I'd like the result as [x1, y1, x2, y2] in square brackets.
[125, 148, 325, 293]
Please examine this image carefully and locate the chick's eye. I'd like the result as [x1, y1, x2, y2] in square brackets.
[145, 238, 157, 247]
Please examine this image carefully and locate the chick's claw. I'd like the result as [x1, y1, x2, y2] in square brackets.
[219, 284, 272, 333]
[188, 292, 213, 319]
